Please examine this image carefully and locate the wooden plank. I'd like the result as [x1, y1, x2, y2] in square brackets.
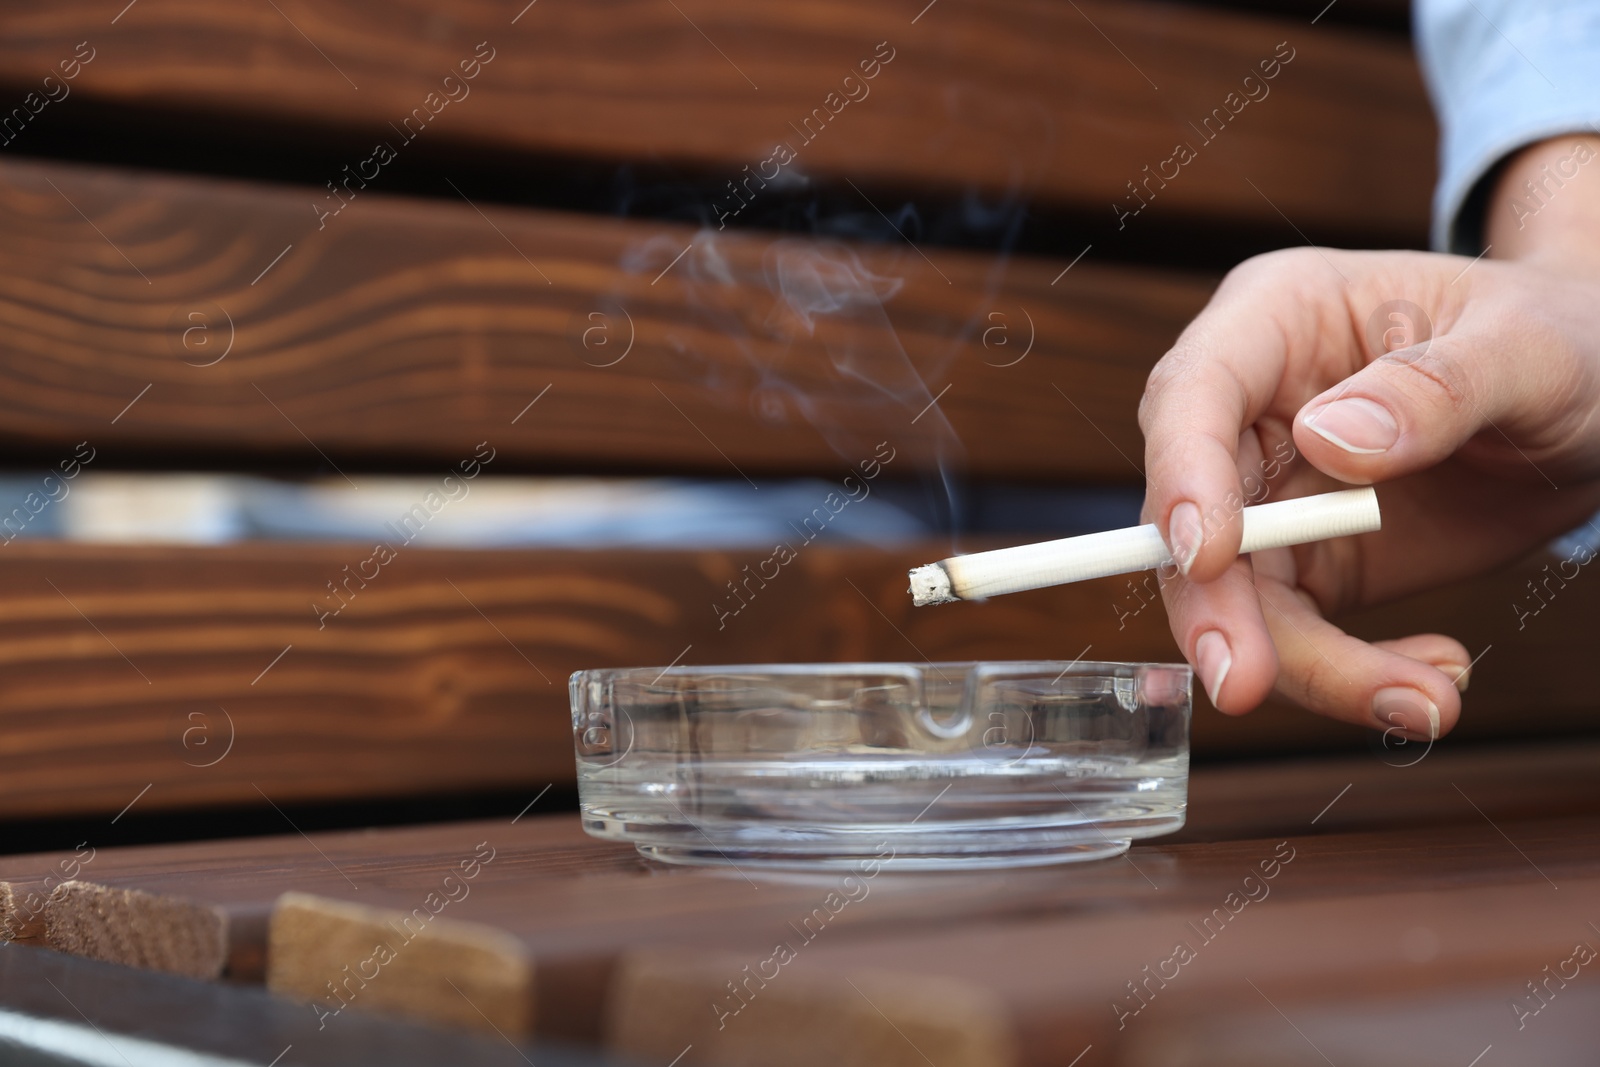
[0, 1, 1434, 240]
[40, 881, 226, 980]
[0, 537, 1592, 821]
[0, 538, 1181, 821]
[6, 740, 1590, 1033]
[609, 867, 1600, 1066]
[1121, 984, 1600, 1066]
[1120, 985, 1600, 1067]
[0, 156, 1203, 480]
[271, 890, 540, 1034]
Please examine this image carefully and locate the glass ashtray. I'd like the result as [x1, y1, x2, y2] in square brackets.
[571, 661, 1191, 870]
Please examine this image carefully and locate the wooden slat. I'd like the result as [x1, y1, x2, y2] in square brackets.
[6, 740, 1594, 1037]
[0, 1, 1434, 240]
[1121, 985, 1600, 1067]
[0, 537, 1592, 821]
[41, 881, 226, 980]
[0, 156, 1204, 479]
[611, 861, 1600, 1066]
[0, 539, 1180, 820]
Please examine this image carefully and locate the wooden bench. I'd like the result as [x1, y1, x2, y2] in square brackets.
[0, 0, 1594, 1062]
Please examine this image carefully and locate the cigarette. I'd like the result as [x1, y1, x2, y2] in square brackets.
[908, 487, 1381, 606]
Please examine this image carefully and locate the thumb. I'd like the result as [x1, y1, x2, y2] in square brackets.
[1291, 330, 1553, 483]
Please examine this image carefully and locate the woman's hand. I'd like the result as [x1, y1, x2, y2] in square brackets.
[1138, 135, 1600, 740]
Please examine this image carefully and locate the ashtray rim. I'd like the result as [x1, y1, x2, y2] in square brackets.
[571, 658, 1194, 680]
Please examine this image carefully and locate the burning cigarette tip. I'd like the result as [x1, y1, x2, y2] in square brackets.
[908, 563, 958, 606]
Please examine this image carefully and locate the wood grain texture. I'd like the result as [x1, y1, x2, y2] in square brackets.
[4, 875, 226, 979]
[271, 891, 536, 1033]
[615, 954, 1016, 1067]
[0, 537, 1594, 822]
[1120, 984, 1600, 1067]
[0, 1, 1433, 240]
[610, 862, 1600, 1066]
[0, 883, 44, 943]
[0, 156, 1205, 479]
[6, 736, 1594, 966]
[42, 880, 226, 980]
[0, 539, 1185, 821]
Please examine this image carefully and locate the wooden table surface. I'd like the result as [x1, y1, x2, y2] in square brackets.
[2, 734, 1594, 1062]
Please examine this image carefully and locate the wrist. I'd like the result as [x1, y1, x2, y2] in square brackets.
[1484, 135, 1600, 276]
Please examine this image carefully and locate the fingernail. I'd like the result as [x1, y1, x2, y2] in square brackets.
[1372, 686, 1440, 740]
[1195, 630, 1232, 706]
[1304, 397, 1399, 454]
[1430, 661, 1470, 693]
[1168, 501, 1203, 576]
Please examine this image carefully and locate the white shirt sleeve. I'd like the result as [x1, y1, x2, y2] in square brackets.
[1416, 0, 1600, 253]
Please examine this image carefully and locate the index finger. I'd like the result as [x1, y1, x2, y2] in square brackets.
[1138, 248, 1339, 581]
